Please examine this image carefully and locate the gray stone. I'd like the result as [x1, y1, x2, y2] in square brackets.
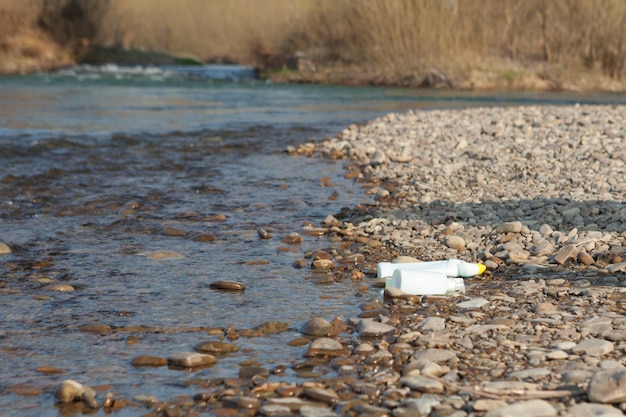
[572, 338, 614, 356]
[356, 319, 397, 337]
[456, 298, 489, 310]
[566, 403, 623, 417]
[588, 369, 626, 403]
[399, 375, 444, 393]
[418, 317, 446, 332]
[484, 399, 557, 417]
[300, 317, 333, 337]
[412, 348, 458, 363]
[553, 244, 578, 264]
[497, 221, 523, 234]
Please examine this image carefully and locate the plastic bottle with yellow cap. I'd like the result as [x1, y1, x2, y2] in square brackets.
[377, 259, 486, 279]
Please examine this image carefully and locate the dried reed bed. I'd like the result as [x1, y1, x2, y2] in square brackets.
[1, 0, 626, 87]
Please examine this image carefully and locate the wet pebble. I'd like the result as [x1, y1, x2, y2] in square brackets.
[209, 280, 246, 291]
[167, 352, 217, 369]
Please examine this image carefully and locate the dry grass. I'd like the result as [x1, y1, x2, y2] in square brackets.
[1, 0, 626, 89]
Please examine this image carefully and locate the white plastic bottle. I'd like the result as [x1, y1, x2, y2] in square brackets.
[387, 269, 466, 295]
[377, 259, 486, 279]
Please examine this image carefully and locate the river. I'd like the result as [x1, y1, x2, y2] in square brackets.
[1, 65, 625, 416]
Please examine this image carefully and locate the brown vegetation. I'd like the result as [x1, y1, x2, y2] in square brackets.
[1, 0, 626, 91]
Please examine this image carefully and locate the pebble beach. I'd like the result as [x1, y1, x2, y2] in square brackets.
[8, 104, 626, 416]
[286, 104, 626, 417]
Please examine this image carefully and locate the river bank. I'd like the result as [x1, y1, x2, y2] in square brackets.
[34, 104, 626, 416]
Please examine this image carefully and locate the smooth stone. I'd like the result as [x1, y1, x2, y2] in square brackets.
[281, 233, 303, 244]
[497, 221, 523, 234]
[572, 338, 614, 356]
[305, 338, 348, 358]
[546, 350, 568, 360]
[356, 319, 396, 337]
[209, 280, 246, 291]
[561, 370, 594, 384]
[162, 227, 188, 236]
[254, 321, 289, 334]
[606, 262, 626, 273]
[418, 317, 446, 331]
[456, 298, 489, 310]
[239, 366, 269, 378]
[402, 397, 442, 415]
[54, 380, 97, 408]
[588, 369, 626, 403]
[412, 348, 458, 363]
[258, 229, 272, 239]
[567, 403, 624, 417]
[0, 242, 11, 254]
[484, 399, 557, 417]
[167, 352, 217, 368]
[259, 404, 292, 416]
[300, 317, 333, 337]
[300, 405, 339, 417]
[191, 233, 216, 242]
[400, 376, 444, 393]
[43, 283, 75, 292]
[265, 397, 328, 412]
[130, 356, 168, 367]
[473, 399, 509, 411]
[194, 341, 239, 354]
[508, 367, 551, 380]
[145, 250, 185, 260]
[302, 387, 339, 405]
[446, 235, 466, 251]
[79, 323, 112, 333]
[405, 359, 445, 377]
[554, 341, 577, 351]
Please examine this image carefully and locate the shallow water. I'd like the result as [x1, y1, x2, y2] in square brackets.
[1, 65, 626, 416]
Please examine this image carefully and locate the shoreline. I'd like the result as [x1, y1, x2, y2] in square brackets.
[49, 104, 626, 415]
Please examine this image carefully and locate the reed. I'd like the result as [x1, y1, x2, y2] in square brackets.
[1, 0, 626, 86]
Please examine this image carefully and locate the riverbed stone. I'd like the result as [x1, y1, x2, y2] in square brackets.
[572, 339, 614, 356]
[305, 338, 349, 357]
[167, 352, 217, 368]
[587, 369, 626, 403]
[484, 399, 557, 417]
[0, 242, 11, 254]
[194, 341, 239, 354]
[356, 319, 397, 337]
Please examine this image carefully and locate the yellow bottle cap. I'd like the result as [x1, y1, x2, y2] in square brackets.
[477, 263, 487, 275]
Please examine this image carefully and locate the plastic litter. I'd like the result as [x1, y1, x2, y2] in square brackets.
[387, 269, 466, 295]
[377, 259, 486, 279]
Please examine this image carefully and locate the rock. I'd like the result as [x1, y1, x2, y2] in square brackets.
[456, 298, 489, 310]
[167, 352, 217, 368]
[418, 317, 446, 331]
[356, 319, 396, 337]
[209, 280, 246, 291]
[412, 348, 458, 363]
[131, 355, 168, 367]
[300, 317, 333, 337]
[258, 229, 272, 239]
[281, 233, 303, 244]
[484, 399, 557, 417]
[553, 244, 578, 264]
[254, 321, 289, 334]
[400, 376, 444, 393]
[497, 221, 523, 234]
[145, 250, 185, 260]
[302, 387, 339, 405]
[79, 323, 112, 333]
[54, 380, 97, 408]
[473, 399, 509, 411]
[194, 341, 239, 354]
[239, 366, 269, 378]
[43, 283, 75, 292]
[0, 242, 11, 254]
[191, 233, 216, 242]
[305, 338, 349, 357]
[572, 338, 614, 356]
[567, 403, 624, 417]
[446, 235, 466, 251]
[588, 368, 626, 403]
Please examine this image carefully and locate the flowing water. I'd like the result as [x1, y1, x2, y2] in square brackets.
[1, 65, 626, 416]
